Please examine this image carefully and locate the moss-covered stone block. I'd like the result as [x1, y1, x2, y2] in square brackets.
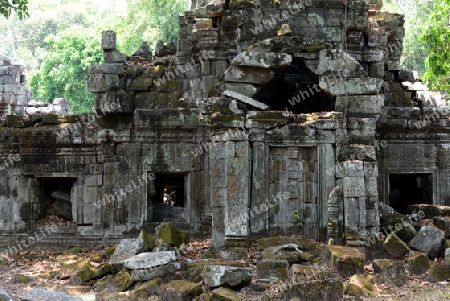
[219, 247, 248, 260]
[142, 65, 165, 78]
[427, 264, 450, 283]
[257, 236, 290, 250]
[139, 229, 155, 251]
[407, 252, 430, 275]
[211, 287, 242, 301]
[107, 268, 134, 293]
[262, 244, 300, 264]
[322, 245, 365, 278]
[383, 232, 411, 259]
[345, 274, 377, 297]
[186, 261, 243, 283]
[134, 277, 161, 296]
[394, 222, 417, 244]
[135, 92, 169, 109]
[373, 259, 406, 287]
[230, 0, 254, 11]
[154, 78, 179, 93]
[155, 222, 190, 248]
[282, 277, 343, 301]
[58, 258, 95, 282]
[130, 78, 153, 91]
[159, 280, 204, 300]
[6, 115, 24, 127]
[256, 259, 289, 280]
[42, 113, 65, 124]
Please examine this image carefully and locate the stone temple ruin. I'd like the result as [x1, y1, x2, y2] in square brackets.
[0, 0, 448, 252]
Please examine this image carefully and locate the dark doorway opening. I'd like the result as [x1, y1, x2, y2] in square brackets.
[389, 173, 433, 214]
[38, 177, 75, 225]
[152, 173, 186, 222]
[254, 61, 334, 114]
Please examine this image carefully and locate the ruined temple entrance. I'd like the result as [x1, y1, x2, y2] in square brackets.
[254, 61, 334, 113]
[38, 178, 75, 224]
[152, 173, 186, 222]
[389, 173, 433, 213]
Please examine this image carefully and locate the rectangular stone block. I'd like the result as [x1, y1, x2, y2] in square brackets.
[336, 95, 384, 114]
[343, 177, 365, 197]
[319, 77, 383, 95]
[87, 74, 119, 93]
[90, 63, 124, 75]
[342, 160, 364, 176]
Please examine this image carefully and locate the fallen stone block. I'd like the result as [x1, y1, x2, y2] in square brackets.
[433, 217, 450, 235]
[372, 259, 406, 287]
[155, 222, 190, 248]
[409, 226, 444, 258]
[322, 245, 365, 278]
[211, 287, 241, 301]
[110, 238, 145, 268]
[407, 252, 430, 275]
[407, 204, 450, 218]
[256, 259, 289, 281]
[204, 265, 252, 289]
[383, 232, 411, 259]
[394, 221, 417, 244]
[345, 274, 377, 297]
[289, 264, 333, 283]
[427, 264, 450, 283]
[261, 244, 301, 264]
[282, 277, 343, 301]
[133, 277, 161, 296]
[159, 280, 204, 301]
[106, 268, 134, 293]
[124, 251, 176, 269]
[130, 261, 181, 281]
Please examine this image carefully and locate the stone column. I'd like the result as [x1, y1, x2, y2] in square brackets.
[210, 130, 250, 250]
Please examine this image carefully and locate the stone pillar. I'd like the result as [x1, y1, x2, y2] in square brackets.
[318, 49, 384, 246]
[210, 131, 250, 250]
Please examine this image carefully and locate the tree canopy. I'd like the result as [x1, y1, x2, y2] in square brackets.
[420, 0, 450, 91]
[1, 0, 188, 113]
[0, 0, 28, 19]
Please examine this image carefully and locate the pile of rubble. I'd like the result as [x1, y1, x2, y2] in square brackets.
[5, 210, 450, 300]
[24, 98, 70, 115]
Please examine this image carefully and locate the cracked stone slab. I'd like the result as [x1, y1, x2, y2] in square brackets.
[223, 90, 270, 110]
[124, 251, 177, 270]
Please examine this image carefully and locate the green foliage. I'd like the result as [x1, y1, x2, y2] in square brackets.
[292, 208, 305, 228]
[420, 0, 450, 91]
[0, 0, 28, 19]
[106, 0, 189, 55]
[29, 27, 103, 113]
